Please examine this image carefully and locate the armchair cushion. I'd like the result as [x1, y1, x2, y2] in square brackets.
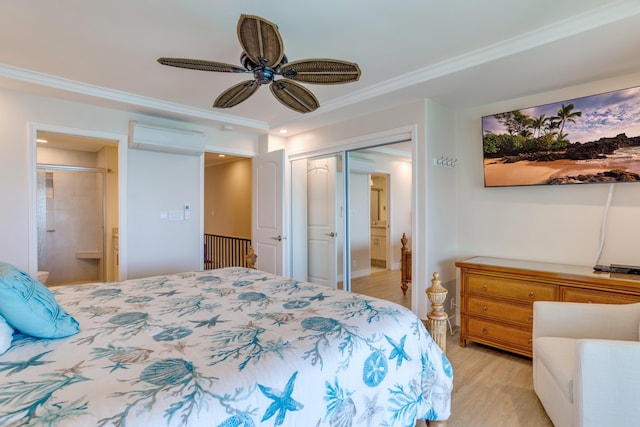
[533, 301, 640, 427]
[534, 337, 575, 403]
[533, 301, 640, 341]
[575, 339, 640, 426]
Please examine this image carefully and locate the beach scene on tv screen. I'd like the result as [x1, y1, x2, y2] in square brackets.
[482, 86, 640, 187]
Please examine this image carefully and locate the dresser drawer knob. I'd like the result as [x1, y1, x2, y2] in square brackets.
[482, 285, 488, 291]
[529, 291, 535, 299]
[483, 306, 488, 311]
[482, 328, 488, 334]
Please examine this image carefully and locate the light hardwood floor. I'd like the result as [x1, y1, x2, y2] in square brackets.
[349, 269, 553, 427]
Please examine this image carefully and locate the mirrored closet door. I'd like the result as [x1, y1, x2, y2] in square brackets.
[290, 140, 412, 294]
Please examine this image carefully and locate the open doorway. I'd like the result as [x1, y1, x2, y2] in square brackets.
[35, 131, 119, 286]
[369, 172, 389, 273]
[203, 152, 252, 269]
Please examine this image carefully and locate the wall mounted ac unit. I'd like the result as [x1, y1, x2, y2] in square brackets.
[128, 121, 205, 156]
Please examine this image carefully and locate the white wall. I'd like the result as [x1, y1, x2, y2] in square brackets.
[455, 72, 640, 268]
[126, 149, 202, 278]
[425, 100, 458, 299]
[0, 87, 259, 278]
[453, 73, 640, 324]
[456, 74, 640, 266]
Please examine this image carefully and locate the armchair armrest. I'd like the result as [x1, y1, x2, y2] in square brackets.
[533, 301, 640, 341]
[574, 339, 640, 425]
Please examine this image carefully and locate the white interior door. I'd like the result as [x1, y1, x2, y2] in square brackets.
[252, 149, 285, 275]
[307, 157, 337, 287]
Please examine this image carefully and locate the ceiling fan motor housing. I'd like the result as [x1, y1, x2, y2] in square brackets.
[255, 68, 275, 85]
[242, 52, 290, 85]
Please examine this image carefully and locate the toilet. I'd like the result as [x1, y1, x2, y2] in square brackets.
[37, 271, 49, 284]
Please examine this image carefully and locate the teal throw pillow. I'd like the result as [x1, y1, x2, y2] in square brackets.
[0, 262, 79, 338]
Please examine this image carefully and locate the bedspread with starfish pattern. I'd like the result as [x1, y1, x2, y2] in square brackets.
[0, 267, 452, 426]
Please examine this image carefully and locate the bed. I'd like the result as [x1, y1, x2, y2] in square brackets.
[0, 263, 452, 426]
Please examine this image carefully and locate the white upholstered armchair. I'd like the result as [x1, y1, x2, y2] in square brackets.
[532, 301, 640, 427]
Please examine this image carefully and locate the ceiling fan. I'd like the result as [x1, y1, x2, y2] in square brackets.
[158, 14, 361, 114]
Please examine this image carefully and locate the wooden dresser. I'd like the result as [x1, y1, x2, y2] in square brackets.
[456, 256, 640, 357]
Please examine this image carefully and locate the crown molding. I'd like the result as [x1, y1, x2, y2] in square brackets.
[3, 1, 639, 134]
[0, 64, 269, 131]
[274, 0, 640, 129]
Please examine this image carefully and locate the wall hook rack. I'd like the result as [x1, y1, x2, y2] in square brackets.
[433, 156, 457, 168]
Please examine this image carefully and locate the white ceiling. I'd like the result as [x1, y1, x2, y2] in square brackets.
[3, 1, 640, 136]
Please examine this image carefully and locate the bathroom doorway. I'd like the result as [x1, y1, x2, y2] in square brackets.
[369, 172, 389, 272]
[36, 131, 119, 285]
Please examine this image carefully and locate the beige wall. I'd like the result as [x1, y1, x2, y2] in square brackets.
[204, 158, 252, 238]
[97, 145, 119, 281]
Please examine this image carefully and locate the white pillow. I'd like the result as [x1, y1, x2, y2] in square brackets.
[0, 314, 14, 355]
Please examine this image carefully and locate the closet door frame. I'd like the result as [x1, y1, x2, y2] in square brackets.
[287, 126, 416, 303]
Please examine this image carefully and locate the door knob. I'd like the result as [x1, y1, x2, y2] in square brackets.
[325, 232, 337, 237]
[271, 235, 286, 241]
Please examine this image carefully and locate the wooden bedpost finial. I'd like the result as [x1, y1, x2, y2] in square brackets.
[400, 233, 411, 295]
[426, 272, 448, 353]
[245, 246, 257, 269]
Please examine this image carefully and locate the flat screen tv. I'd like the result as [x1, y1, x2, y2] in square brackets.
[482, 86, 640, 187]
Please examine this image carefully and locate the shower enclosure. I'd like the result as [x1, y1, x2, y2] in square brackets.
[36, 165, 106, 285]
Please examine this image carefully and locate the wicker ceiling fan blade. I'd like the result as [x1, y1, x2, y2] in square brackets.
[279, 59, 361, 84]
[160, 15, 361, 113]
[213, 80, 260, 108]
[157, 57, 247, 73]
[237, 14, 284, 68]
[270, 80, 319, 113]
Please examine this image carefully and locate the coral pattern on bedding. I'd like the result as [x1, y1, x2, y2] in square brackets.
[0, 267, 452, 426]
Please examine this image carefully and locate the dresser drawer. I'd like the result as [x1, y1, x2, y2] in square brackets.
[466, 273, 557, 302]
[466, 318, 532, 356]
[466, 296, 533, 326]
[561, 287, 640, 304]
[458, 256, 640, 358]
